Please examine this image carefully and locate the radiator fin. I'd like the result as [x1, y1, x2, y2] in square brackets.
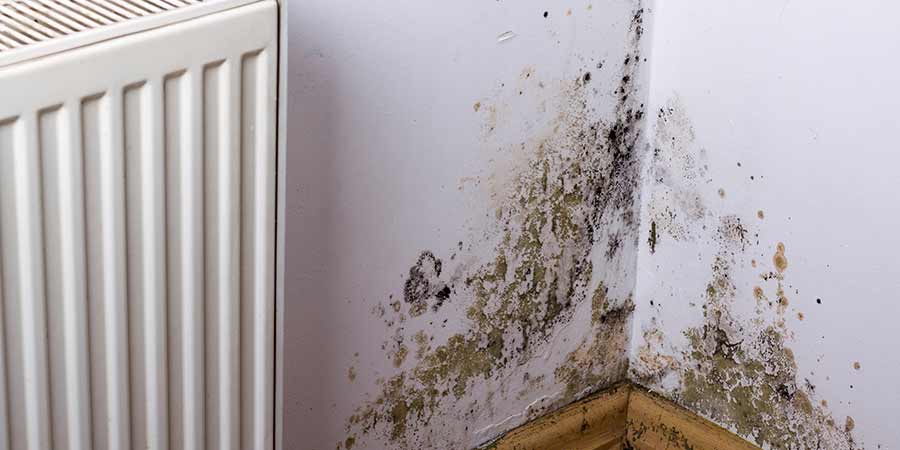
[0, 0, 259, 67]
[1, 0, 191, 47]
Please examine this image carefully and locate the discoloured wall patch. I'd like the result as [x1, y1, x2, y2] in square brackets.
[555, 295, 634, 402]
[632, 322, 677, 386]
[645, 97, 709, 243]
[341, 7, 649, 449]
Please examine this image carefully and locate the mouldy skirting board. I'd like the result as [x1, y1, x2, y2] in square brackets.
[483, 383, 761, 450]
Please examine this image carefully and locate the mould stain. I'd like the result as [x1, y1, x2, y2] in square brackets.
[632, 99, 860, 450]
[414, 331, 430, 360]
[392, 344, 409, 368]
[342, 7, 648, 449]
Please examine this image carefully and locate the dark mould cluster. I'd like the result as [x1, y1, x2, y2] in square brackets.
[403, 250, 454, 316]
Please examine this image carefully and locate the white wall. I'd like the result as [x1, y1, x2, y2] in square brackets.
[631, 1, 900, 449]
[282, 0, 900, 448]
[282, 0, 650, 449]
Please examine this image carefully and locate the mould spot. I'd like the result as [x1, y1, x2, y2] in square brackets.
[773, 242, 788, 273]
[853, 361, 861, 370]
[393, 345, 409, 368]
[648, 221, 657, 254]
[348, 366, 357, 382]
[413, 331, 430, 359]
[474, 101, 481, 112]
[591, 282, 609, 326]
[757, 210, 765, 219]
[753, 286, 766, 304]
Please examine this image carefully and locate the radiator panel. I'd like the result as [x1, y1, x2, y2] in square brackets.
[0, 2, 277, 449]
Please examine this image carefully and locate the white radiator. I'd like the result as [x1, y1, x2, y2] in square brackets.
[0, 0, 278, 449]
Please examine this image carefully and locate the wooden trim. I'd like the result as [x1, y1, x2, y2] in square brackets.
[481, 383, 761, 450]
[485, 383, 630, 450]
[626, 387, 759, 450]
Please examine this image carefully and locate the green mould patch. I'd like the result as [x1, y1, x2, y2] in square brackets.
[636, 94, 863, 447]
[341, 8, 648, 450]
[636, 213, 859, 447]
[678, 244, 857, 449]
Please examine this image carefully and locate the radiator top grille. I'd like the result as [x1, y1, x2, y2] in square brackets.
[0, 0, 255, 67]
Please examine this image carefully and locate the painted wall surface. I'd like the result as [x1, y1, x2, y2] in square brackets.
[282, 1, 651, 449]
[630, 1, 900, 449]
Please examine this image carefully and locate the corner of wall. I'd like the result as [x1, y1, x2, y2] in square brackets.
[624, 0, 660, 386]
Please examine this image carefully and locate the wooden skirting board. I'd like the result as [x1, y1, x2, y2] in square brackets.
[484, 383, 631, 450]
[483, 383, 760, 450]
